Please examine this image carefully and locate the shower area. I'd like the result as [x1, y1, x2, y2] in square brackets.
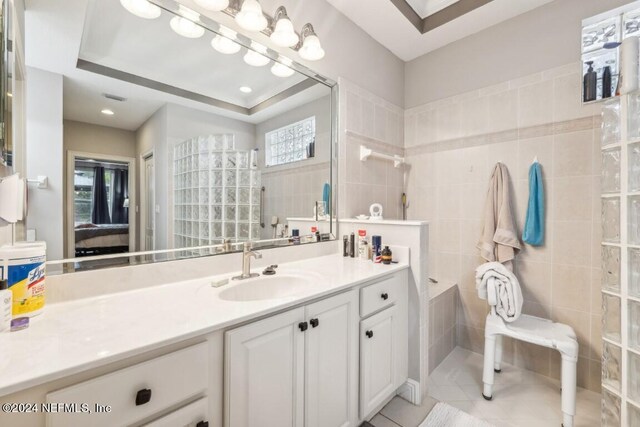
[601, 92, 640, 425]
[172, 134, 261, 249]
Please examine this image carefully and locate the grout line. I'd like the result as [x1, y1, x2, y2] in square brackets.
[378, 412, 403, 427]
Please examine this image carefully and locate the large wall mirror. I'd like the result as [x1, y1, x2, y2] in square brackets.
[22, 0, 336, 273]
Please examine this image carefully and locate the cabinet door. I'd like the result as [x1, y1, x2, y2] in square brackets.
[225, 308, 305, 427]
[305, 290, 359, 427]
[360, 305, 397, 419]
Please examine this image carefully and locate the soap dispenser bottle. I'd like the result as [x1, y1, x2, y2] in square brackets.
[603, 66, 612, 99]
[583, 61, 597, 102]
[0, 280, 11, 332]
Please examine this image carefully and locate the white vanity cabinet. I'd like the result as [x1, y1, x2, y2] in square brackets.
[359, 273, 408, 419]
[45, 343, 211, 427]
[224, 290, 359, 427]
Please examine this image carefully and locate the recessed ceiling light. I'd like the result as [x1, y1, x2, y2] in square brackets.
[101, 109, 115, 116]
[120, 0, 161, 20]
[239, 86, 252, 93]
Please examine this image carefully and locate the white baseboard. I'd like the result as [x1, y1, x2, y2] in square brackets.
[397, 378, 421, 405]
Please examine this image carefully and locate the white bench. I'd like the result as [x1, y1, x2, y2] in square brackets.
[482, 312, 579, 427]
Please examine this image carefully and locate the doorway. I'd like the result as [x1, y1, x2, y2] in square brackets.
[66, 151, 136, 259]
[141, 151, 155, 251]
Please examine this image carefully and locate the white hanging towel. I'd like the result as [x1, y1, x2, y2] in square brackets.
[475, 262, 523, 322]
[477, 163, 521, 265]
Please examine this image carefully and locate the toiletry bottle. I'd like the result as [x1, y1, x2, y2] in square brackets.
[603, 66, 612, 99]
[381, 246, 392, 265]
[357, 229, 368, 258]
[359, 240, 369, 261]
[349, 233, 355, 258]
[372, 235, 382, 263]
[292, 229, 300, 245]
[343, 235, 349, 257]
[0, 280, 11, 332]
[583, 61, 597, 102]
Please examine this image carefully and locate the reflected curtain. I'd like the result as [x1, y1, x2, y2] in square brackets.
[91, 166, 111, 224]
[111, 169, 128, 224]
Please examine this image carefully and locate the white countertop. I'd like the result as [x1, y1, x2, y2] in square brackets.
[0, 254, 408, 397]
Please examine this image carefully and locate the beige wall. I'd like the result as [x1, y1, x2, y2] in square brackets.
[405, 62, 603, 391]
[64, 120, 136, 158]
[404, 0, 631, 107]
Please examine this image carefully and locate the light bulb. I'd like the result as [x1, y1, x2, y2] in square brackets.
[271, 57, 294, 77]
[299, 34, 325, 61]
[211, 26, 241, 54]
[243, 42, 270, 67]
[193, 0, 229, 11]
[170, 7, 204, 38]
[120, 0, 161, 19]
[270, 13, 298, 47]
[235, 0, 267, 32]
[170, 16, 205, 38]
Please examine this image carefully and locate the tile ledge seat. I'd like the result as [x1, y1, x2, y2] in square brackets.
[428, 281, 457, 300]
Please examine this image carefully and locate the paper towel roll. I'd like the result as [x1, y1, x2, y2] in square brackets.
[621, 36, 640, 95]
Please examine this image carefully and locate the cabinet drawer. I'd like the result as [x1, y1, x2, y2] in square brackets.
[142, 397, 209, 427]
[360, 275, 397, 318]
[46, 343, 208, 427]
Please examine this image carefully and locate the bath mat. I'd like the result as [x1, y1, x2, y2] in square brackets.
[419, 402, 494, 427]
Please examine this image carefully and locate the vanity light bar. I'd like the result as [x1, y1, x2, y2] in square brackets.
[219, 0, 325, 61]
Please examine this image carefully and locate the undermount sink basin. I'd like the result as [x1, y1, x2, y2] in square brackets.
[218, 271, 323, 302]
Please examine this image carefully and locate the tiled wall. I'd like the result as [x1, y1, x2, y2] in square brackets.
[261, 162, 330, 239]
[338, 79, 405, 220]
[405, 62, 604, 392]
[429, 284, 458, 373]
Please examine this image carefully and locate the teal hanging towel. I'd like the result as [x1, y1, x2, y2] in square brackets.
[322, 182, 331, 215]
[523, 161, 544, 246]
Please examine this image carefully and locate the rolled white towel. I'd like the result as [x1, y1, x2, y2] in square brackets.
[475, 262, 523, 323]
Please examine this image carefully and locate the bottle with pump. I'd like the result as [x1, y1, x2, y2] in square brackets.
[583, 61, 597, 102]
[602, 66, 612, 99]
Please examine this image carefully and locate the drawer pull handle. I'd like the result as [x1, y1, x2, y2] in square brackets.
[135, 388, 152, 406]
[299, 321, 308, 332]
[366, 330, 373, 339]
[310, 318, 319, 328]
[381, 293, 389, 300]
[196, 421, 209, 427]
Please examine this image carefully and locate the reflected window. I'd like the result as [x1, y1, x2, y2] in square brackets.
[265, 116, 315, 167]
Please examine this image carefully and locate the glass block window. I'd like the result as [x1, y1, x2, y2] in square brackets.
[265, 116, 315, 167]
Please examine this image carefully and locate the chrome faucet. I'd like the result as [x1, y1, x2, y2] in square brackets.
[232, 241, 262, 280]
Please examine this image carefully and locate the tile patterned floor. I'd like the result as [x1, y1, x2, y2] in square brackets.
[371, 347, 601, 427]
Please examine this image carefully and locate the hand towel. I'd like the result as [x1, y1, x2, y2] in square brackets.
[477, 163, 521, 264]
[322, 182, 331, 215]
[475, 262, 523, 322]
[522, 162, 544, 246]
